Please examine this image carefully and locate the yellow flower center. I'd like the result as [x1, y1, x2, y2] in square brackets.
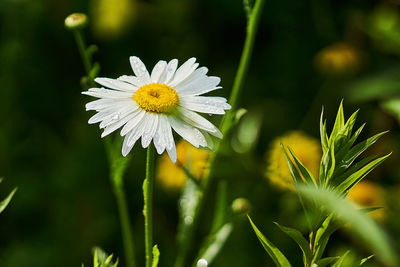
[133, 83, 179, 113]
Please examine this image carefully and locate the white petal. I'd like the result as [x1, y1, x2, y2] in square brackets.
[99, 103, 138, 128]
[180, 95, 230, 115]
[166, 140, 177, 163]
[141, 113, 159, 148]
[95, 77, 137, 92]
[176, 76, 221, 96]
[86, 98, 118, 111]
[151, 60, 167, 83]
[178, 107, 222, 138]
[122, 134, 134, 157]
[168, 116, 207, 147]
[126, 118, 147, 147]
[130, 56, 151, 84]
[169, 58, 197, 87]
[153, 115, 168, 154]
[118, 75, 142, 87]
[101, 111, 138, 137]
[82, 88, 133, 99]
[120, 109, 146, 136]
[159, 59, 178, 84]
[174, 67, 208, 89]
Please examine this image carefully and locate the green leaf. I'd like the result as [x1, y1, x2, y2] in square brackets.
[287, 147, 317, 185]
[332, 251, 350, 267]
[312, 215, 342, 263]
[248, 216, 292, 267]
[336, 153, 391, 194]
[274, 222, 311, 265]
[381, 98, 400, 120]
[297, 185, 398, 266]
[320, 107, 329, 155]
[341, 131, 388, 170]
[329, 101, 345, 145]
[315, 256, 340, 267]
[281, 144, 304, 184]
[195, 223, 233, 266]
[152, 245, 160, 267]
[0, 187, 17, 214]
[360, 255, 374, 265]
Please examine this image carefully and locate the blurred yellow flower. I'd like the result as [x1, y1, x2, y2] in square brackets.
[347, 180, 385, 220]
[314, 42, 362, 75]
[90, 0, 136, 40]
[156, 141, 210, 191]
[265, 131, 321, 191]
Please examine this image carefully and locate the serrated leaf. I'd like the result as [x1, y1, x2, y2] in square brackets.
[0, 187, 17, 214]
[336, 153, 391, 194]
[248, 216, 292, 267]
[297, 185, 398, 266]
[152, 245, 160, 267]
[195, 223, 233, 266]
[274, 222, 311, 265]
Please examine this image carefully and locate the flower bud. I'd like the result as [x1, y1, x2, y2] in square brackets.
[231, 197, 252, 215]
[65, 13, 88, 30]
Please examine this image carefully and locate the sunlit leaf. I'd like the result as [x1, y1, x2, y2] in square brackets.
[297, 185, 398, 266]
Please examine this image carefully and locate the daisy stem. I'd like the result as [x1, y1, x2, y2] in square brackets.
[175, 1, 265, 266]
[144, 144, 156, 267]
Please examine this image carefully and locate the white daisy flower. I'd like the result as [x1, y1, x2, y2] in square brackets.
[83, 56, 231, 162]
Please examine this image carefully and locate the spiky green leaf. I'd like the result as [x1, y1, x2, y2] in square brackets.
[248, 216, 292, 267]
[274, 222, 311, 265]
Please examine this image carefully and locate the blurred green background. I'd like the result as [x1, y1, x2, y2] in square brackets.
[1, 0, 400, 266]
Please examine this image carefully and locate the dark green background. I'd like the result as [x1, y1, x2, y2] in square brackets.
[1, 0, 400, 266]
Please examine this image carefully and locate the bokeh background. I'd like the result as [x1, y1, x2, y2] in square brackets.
[1, 0, 400, 266]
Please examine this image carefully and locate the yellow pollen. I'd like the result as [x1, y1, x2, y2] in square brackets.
[134, 83, 179, 113]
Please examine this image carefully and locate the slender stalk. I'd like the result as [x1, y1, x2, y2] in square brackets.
[111, 174, 136, 267]
[73, 30, 92, 75]
[174, 1, 266, 266]
[70, 26, 137, 267]
[144, 145, 156, 267]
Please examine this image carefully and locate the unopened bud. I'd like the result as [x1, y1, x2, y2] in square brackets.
[232, 197, 252, 215]
[65, 13, 88, 30]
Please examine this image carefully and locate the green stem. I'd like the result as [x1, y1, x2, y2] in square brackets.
[111, 175, 136, 267]
[174, 1, 265, 266]
[73, 30, 92, 75]
[144, 145, 156, 267]
[105, 139, 136, 267]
